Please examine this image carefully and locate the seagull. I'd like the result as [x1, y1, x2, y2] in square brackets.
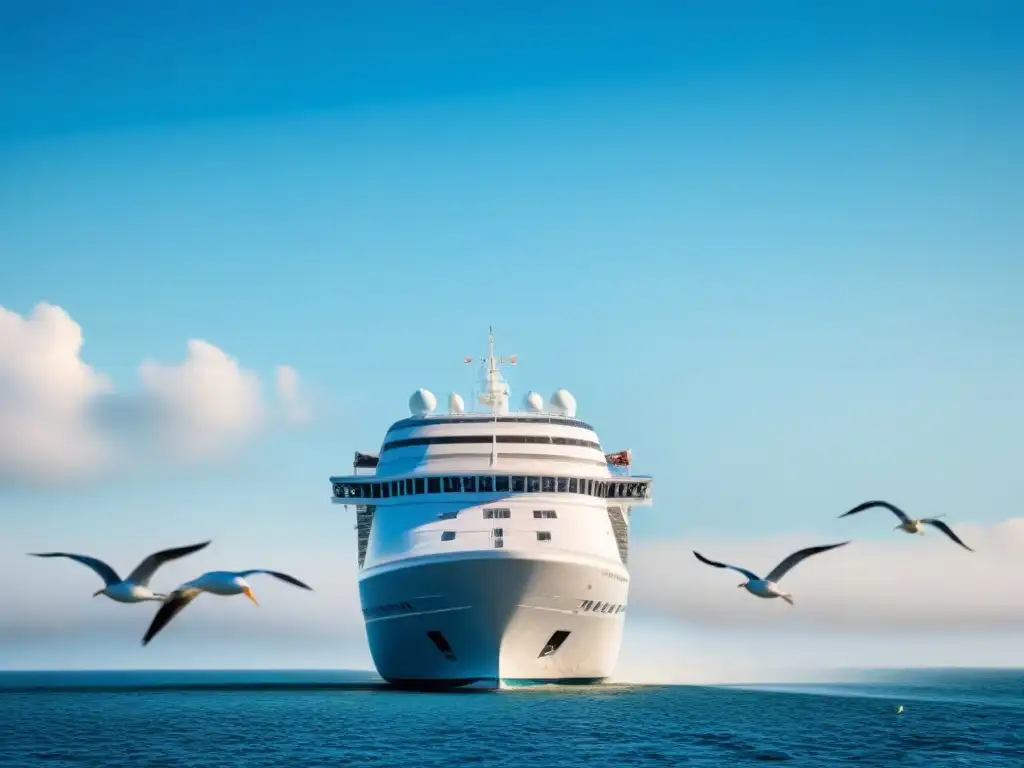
[141, 569, 313, 646]
[839, 500, 973, 552]
[28, 541, 211, 603]
[692, 541, 850, 604]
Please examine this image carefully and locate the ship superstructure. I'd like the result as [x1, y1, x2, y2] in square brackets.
[329, 329, 653, 688]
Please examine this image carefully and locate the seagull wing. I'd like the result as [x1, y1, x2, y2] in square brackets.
[125, 541, 211, 586]
[237, 570, 314, 590]
[692, 551, 760, 581]
[922, 519, 974, 552]
[141, 588, 202, 646]
[28, 552, 122, 586]
[839, 500, 910, 523]
[765, 541, 850, 583]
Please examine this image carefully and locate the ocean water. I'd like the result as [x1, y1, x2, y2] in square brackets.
[1, 668, 1021, 767]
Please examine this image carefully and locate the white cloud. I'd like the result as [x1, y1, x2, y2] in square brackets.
[628, 517, 1024, 632]
[0, 303, 114, 485]
[135, 340, 265, 460]
[275, 364, 312, 425]
[0, 302, 313, 487]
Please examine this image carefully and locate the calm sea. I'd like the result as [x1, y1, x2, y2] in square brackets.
[1, 668, 1020, 767]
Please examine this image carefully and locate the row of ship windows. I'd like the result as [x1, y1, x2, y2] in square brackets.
[333, 475, 648, 500]
[439, 529, 552, 542]
[381, 434, 602, 453]
[386, 415, 596, 433]
[580, 601, 626, 614]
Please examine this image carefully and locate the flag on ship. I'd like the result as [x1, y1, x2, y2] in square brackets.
[353, 451, 380, 469]
[605, 449, 632, 467]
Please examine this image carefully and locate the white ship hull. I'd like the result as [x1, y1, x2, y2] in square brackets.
[359, 551, 628, 688]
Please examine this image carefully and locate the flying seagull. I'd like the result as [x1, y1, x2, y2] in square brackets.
[838, 500, 973, 552]
[28, 541, 211, 602]
[692, 541, 850, 604]
[141, 569, 313, 646]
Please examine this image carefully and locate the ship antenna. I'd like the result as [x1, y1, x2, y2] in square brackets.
[463, 326, 516, 415]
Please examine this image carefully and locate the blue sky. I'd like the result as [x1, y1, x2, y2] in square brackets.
[1, 1, 1022, 672]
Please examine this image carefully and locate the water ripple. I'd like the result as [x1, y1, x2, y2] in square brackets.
[0, 671, 1020, 767]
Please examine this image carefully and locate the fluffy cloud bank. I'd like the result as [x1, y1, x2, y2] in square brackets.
[3, 519, 1022, 670]
[0, 302, 313, 487]
[629, 517, 1024, 632]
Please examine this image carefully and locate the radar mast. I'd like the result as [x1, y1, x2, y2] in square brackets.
[463, 327, 516, 414]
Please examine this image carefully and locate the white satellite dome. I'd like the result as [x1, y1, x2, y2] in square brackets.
[549, 388, 577, 417]
[448, 392, 465, 415]
[523, 391, 544, 413]
[408, 388, 437, 417]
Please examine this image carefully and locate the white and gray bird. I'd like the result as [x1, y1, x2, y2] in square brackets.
[693, 541, 850, 604]
[839, 500, 973, 552]
[141, 569, 313, 646]
[28, 541, 211, 603]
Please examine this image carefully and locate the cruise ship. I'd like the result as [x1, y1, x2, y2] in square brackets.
[329, 330, 653, 689]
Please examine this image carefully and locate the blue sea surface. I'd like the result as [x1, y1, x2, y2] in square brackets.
[0, 668, 1021, 767]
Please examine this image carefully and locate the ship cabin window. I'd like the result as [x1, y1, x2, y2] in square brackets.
[492, 528, 504, 538]
[371, 483, 382, 498]
[441, 531, 456, 542]
[556, 477, 568, 492]
[510, 476, 525, 492]
[393, 480, 402, 496]
[382, 482, 391, 498]
[443, 476, 460, 493]
[462, 476, 477, 493]
[568, 478, 578, 493]
[586, 479, 594, 495]
[427, 477, 441, 494]
[494, 538, 504, 548]
[483, 508, 511, 520]
[480, 476, 495, 492]
[527, 476, 541, 493]
[541, 476, 555, 493]
[405, 478, 414, 494]
[537, 531, 552, 542]
[414, 478, 425, 494]
[534, 510, 557, 519]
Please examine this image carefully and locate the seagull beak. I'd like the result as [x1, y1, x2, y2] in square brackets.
[243, 586, 259, 607]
